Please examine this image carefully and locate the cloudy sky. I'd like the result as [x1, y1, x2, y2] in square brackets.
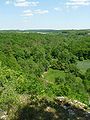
[0, 0, 90, 29]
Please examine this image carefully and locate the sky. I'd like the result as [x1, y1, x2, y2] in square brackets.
[0, 0, 90, 30]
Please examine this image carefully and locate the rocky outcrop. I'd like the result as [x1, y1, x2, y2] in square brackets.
[55, 97, 88, 110]
[13, 96, 90, 120]
[1, 96, 90, 120]
[0, 110, 7, 120]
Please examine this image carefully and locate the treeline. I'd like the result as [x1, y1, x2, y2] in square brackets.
[0, 32, 89, 75]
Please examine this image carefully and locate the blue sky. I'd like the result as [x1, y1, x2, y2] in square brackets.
[0, 0, 90, 30]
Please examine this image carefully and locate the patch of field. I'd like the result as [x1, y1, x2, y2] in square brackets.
[77, 60, 90, 73]
[43, 68, 65, 82]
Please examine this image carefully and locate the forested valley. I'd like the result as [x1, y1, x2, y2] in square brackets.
[0, 30, 90, 120]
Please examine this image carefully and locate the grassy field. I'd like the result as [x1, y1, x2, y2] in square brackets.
[77, 60, 90, 74]
[43, 60, 90, 82]
[43, 68, 65, 82]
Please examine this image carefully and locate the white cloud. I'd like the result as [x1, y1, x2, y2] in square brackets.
[6, 0, 39, 7]
[22, 13, 33, 16]
[14, 0, 39, 7]
[14, 1, 30, 7]
[66, 0, 90, 8]
[22, 9, 33, 16]
[22, 9, 49, 17]
[54, 8, 59, 11]
[5, 0, 12, 4]
[34, 9, 49, 14]
[5, 0, 49, 18]
[54, 7, 62, 11]
[6, 1, 10, 4]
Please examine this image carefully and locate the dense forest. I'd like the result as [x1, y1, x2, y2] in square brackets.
[0, 30, 90, 119]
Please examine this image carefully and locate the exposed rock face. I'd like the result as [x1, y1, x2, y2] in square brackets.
[55, 97, 88, 110]
[1, 97, 90, 120]
[0, 110, 7, 120]
[13, 97, 90, 120]
[54, 97, 90, 120]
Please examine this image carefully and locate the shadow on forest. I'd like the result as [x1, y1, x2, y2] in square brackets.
[15, 98, 90, 120]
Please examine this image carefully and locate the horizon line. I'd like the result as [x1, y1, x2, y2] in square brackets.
[0, 28, 90, 31]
